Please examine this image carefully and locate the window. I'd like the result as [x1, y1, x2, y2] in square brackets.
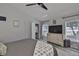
[42, 24, 48, 37]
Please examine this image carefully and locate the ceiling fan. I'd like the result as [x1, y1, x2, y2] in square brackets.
[26, 3, 48, 10]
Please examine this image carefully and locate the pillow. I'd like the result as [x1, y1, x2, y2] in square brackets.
[0, 42, 7, 55]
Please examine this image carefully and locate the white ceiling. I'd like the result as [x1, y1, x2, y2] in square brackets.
[1, 3, 79, 21]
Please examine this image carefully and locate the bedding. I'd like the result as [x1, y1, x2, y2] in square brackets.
[33, 40, 54, 56]
[4, 39, 57, 56]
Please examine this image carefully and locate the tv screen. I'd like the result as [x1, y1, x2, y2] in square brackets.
[49, 25, 62, 33]
[0, 16, 6, 21]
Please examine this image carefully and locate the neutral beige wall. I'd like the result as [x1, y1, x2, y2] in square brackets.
[0, 4, 32, 43]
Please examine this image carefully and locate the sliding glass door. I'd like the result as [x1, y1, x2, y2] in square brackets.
[65, 19, 79, 49]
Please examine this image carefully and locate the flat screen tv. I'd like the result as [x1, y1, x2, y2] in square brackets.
[49, 25, 62, 33]
[0, 16, 6, 21]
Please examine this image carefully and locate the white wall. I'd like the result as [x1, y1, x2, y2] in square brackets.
[49, 17, 64, 25]
[0, 4, 32, 43]
[49, 15, 79, 26]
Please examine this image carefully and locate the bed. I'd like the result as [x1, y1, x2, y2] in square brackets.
[3, 39, 58, 56]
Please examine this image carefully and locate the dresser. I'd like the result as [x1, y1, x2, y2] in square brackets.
[47, 33, 64, 46]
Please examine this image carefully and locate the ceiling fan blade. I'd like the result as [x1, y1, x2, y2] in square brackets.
[26, 3, 48, 10]
[26, 3, 36, 6]
[39, 3, 48, 10]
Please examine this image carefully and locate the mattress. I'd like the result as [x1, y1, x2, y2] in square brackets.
[5, 39, 57, 56]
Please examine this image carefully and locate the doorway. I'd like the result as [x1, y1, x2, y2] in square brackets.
[41, 21, 49, 41]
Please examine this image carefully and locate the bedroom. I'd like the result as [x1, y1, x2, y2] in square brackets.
[0, 3, 79, 56]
